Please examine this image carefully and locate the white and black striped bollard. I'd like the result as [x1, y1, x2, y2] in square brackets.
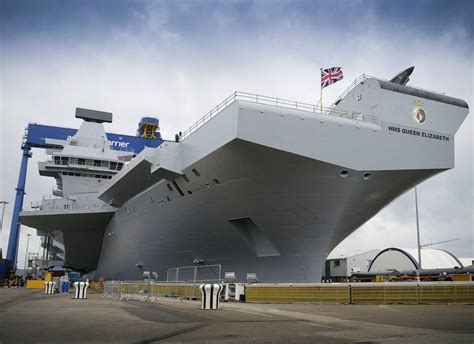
[73, 281, 89, 299]
[199, 284, 223, 310]
[44, 281, 55, 294]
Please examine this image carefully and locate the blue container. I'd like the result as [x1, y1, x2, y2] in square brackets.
[60, 281, 70, 294]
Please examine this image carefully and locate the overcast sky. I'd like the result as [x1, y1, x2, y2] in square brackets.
[1, 0, 473, 269]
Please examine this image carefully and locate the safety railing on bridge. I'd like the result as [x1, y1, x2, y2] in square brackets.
[27, 199, 115, 212]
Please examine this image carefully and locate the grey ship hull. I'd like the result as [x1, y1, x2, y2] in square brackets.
[96, 139, 438, 282]
[95, 78, 468, 283]
[21, 76, 469, 283]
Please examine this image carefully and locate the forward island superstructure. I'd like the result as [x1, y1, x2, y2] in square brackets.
[21, 69, 469, 282]
[20, 108, 136, 272]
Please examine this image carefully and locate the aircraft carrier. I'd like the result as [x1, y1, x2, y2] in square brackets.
[20, 68, 469, 282]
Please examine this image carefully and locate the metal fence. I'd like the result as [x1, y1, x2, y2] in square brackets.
[102, 280, 123, 300]
[102, 279, 224, 301]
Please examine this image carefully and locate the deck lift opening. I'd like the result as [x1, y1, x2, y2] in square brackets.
[2, 109, 163, 275]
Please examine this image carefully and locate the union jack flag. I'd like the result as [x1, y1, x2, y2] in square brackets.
[321, 67, 343, 89]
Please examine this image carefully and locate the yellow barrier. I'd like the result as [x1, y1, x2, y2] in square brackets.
[418, 285, 474, 303]
[245, 283, 474, 304]
[150, 283, 200, 299]
[246, 285, 350, 303]
[452, 274, 472, 282]
[352, 286, 419, 304]
[89, 281, 103, 291]
[26, 280, 46, 289]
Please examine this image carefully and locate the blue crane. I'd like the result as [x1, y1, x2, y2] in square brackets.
[4, 118, 163, 272]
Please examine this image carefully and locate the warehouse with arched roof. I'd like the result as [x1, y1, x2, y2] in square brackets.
[368, 248, 463, 272]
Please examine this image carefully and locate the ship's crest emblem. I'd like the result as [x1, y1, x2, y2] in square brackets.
[412, 100, 427, 124]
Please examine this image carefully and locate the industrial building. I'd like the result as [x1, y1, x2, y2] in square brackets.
[323, 247, 470, 281]
[459, 258, 474, 267]
[368, 248, 464, 272]
[324, 249, 380, 280]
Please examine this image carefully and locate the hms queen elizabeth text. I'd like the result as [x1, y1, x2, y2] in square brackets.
[387, 125, 450, 142]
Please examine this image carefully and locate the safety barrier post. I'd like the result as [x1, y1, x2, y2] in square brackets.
[149, 281, 153, 302]
[73, 281, 89, 299]
[199, 284, 224, 310]
[44, 281, 55, 294]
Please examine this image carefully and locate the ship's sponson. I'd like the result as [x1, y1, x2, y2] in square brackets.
[98, 78, 468, 207]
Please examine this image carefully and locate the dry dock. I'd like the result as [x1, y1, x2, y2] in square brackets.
[0, 288, 473, 343]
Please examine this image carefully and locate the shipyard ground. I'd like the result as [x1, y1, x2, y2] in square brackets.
[0, 289, 473, 343]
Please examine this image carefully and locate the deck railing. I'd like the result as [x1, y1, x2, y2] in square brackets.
[179, 89, 376, 141]
[325, 74, 371, 113]
[180, 73, 449, 141]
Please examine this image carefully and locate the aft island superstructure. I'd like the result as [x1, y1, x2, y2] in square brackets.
[21, 69, 469, 282]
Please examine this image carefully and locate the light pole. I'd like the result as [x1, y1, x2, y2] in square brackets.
[415, 187, 422, 269]
[24, 234, 32, 276]
[0, 201, 9, 234]
[0, 201, 9, 258]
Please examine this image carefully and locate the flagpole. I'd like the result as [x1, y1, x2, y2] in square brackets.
[320, 68, 323, 113]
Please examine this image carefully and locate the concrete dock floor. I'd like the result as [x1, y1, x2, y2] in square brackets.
[0, 288, 473, 343]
